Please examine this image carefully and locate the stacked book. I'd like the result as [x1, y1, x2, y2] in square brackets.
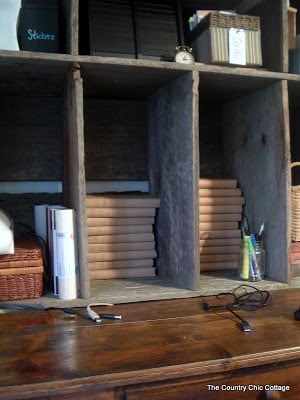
[291, 184, 300, 241]
[199, 179, 244, 271]
[290, 242, 300, 265]
[86, 194, 160, 279]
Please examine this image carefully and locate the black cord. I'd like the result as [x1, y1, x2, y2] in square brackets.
[201, 284, 272, 332]
[46, 307, 89, 320]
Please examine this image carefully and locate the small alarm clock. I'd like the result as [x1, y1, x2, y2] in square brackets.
[175, 46, 195, 64]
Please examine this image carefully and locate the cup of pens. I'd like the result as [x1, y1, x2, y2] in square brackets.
[239, 219, 265, 282]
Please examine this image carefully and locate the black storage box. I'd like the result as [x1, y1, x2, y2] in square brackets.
[87, 0, 182, 60]
[88, 0, 136, 58]
[134, 0, 180, 60]
[17, 0, 59, 53]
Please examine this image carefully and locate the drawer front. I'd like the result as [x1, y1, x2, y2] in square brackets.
[125, 360, 300, 400]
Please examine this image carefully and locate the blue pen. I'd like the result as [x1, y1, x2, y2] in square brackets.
[258, 220, 265, 240]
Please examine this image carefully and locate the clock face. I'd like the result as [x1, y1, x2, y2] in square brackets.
[175, 50, 194, 64]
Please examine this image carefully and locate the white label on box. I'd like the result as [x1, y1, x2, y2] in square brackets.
[229, 28, 246, 65]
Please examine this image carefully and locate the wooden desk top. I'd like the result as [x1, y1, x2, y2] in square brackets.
[0, 288, 300, 399]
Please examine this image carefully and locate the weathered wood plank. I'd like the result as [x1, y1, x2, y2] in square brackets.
[64, 63, 90, 298]
[148, 71, 200, 290]
[61, 0, 79, 55]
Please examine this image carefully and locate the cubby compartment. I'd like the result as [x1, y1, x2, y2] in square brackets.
[198, 69, 291, 283]
[0, 57, 70, 235]
[231, 0, 287, 72]
[71, 61, 200, 296]
[182, 0, 287, 72]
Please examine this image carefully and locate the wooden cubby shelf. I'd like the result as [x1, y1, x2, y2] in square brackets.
[1, 0, 300, 305]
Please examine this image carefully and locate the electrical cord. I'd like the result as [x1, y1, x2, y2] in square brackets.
[47, 303, 122, 323]
[201, 284, 272, 332]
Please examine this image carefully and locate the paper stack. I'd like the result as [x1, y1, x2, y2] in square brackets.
[291, 185, 300, 241]
[86, 194, 160, 279]
[199, 179, 244, 271]
[290, 242, 300, 265]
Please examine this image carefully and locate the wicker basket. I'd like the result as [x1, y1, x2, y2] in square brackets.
[0, 235, 44, 301]
[291, 162, 300, 242]
[189, 12, 262, 67]
[199, 12, 260, 33]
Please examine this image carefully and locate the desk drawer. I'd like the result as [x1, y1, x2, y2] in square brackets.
[125, 360, 300, 400]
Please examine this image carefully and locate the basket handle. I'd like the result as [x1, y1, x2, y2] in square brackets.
[291, 162, 300, 169]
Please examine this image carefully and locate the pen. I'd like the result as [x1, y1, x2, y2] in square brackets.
[258, 220, 265, 240]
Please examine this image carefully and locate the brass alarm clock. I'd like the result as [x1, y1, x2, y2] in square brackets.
[175, 46, 195, 64]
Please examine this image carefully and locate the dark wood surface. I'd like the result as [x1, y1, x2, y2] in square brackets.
[0, 288, 300, 399]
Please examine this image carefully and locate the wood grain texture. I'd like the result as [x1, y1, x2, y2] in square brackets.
[201, 261, 239, 270]
[200, 221, 239, 230]
[87, 217, 155, 227]
[148, 71, 200, 290]
[86, 207, 157, 218]
[90, 267, 155, 279]
[89, 258, 153, 270]
[87, 225, 153, 236]
[199, 188, 242, 197]
[199, 196, 244, 205]
[200, 229, 241, 239]
[86, 195, 160, 208]
[0, 289, 300, 399]
[64, 64, 90, 298]
[200, 213, 242, 222]
[199, 179, 237, 188]
[88, 233, 154, 244]
[88, 241, 155, 253]
[88, 249, 157, 262]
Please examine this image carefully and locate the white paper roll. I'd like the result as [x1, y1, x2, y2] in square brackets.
[58, 277, 77, 300]
[55, 209, 78, 300]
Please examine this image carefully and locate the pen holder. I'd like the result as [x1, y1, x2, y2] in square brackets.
[239, 236, 265, 281]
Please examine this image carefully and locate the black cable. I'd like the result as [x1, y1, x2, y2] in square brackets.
[225, 306, 251, 332]
[46, 307, 89, 320]
[201, 284, 272, 332]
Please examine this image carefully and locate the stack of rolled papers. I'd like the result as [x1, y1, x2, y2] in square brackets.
[86, 194, 160, 279]
[199, 179, 244, 271]
[291, 185, 300, 241]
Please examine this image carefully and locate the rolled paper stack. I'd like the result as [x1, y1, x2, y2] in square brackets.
[86, 194, 160, 279]
[199, 179, 244, 271]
